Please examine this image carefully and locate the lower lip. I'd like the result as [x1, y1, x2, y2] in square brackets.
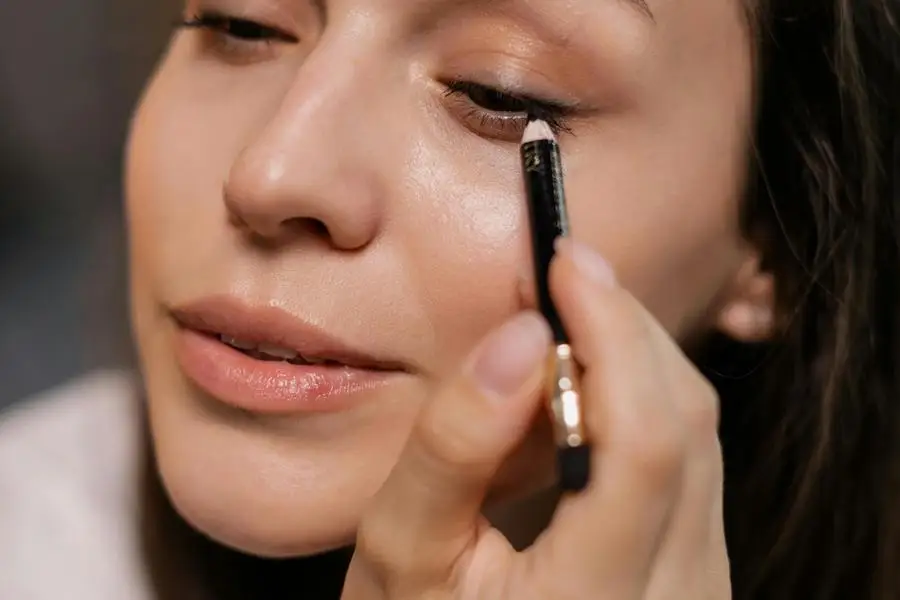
[175, 328, 398, 414]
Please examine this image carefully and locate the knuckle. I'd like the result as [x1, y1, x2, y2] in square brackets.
[355, 505, 442, 589]
[354, 501, 447, 591]
[412, 399, 491, 476]
[355, 509, 405, 581]
[620, 409, 688, 486]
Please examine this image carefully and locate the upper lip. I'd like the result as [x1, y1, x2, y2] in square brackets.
[170, 297, 408, 372]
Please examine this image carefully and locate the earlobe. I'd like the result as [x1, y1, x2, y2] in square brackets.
[714, 254, 776, 343]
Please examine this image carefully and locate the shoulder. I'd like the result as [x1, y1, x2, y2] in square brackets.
[0, 370, 139, 497]
[0, 370, 152, 600]
[0, 370, 137, 464]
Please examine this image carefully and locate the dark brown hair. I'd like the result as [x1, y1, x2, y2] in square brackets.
[140, 1, 900, 599]
[709, 1, 899, 599]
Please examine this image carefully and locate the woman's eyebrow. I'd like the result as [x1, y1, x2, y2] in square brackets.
[515, 0, 657, 48]
[520, 0, 655, 23]
[406, 0, 656, 35]
[311, 0, 654, 29]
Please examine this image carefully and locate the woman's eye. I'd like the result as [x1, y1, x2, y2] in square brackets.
[180, 12, 298, 62]
[462, 85, 531, 114]
[442, 80, 575, 142]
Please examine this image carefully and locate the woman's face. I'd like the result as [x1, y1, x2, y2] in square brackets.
[127, 0, 759, 556]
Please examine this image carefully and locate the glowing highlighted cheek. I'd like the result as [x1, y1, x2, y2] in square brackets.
[405, 138, 524, 252]
[458, 192, 524, 252]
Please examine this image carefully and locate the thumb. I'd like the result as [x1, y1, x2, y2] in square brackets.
[351, 312, 551, 588]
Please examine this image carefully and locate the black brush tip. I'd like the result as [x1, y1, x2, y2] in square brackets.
[558, 445, 591, 492]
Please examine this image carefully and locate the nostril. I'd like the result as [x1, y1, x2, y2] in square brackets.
[223, 163, 381, 250]
[309, 219, 329, 238]
[285, 217, 329, 239]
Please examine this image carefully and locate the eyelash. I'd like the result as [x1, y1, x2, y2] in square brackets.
[180, 12, 297, 59]
[442, 80, 575, 138]
[179, 12, 577, 139]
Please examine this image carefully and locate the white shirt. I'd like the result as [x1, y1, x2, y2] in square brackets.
[0, 371, 151, 600]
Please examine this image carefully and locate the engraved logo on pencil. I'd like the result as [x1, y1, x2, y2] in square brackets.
[524, 146, 541, 171]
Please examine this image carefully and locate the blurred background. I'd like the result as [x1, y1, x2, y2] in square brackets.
[0, 0, 176, 409]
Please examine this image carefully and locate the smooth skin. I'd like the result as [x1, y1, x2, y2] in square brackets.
[343, 239, 730, 598]
[127, 0, 770, 587]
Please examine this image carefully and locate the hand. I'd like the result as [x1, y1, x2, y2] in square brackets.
[341, 239, 731, 600]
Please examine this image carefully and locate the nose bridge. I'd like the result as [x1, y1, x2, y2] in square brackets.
[224, 28, 389, 249]
[263, 30, 378, 160]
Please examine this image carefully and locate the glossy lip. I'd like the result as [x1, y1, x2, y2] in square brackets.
[170, 297, 409, 414]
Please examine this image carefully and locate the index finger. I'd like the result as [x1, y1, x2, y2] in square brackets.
[525, 240, 692, 597]
[349, 313, 550, 589]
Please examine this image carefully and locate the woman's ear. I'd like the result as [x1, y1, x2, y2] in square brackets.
[714, 253, 776, 343]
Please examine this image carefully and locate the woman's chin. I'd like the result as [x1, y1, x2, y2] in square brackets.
[150, 414, 394, 559]
[144, 367, 422, 558]
[178, 498, 357, 559]
[159, 461, 366, 558]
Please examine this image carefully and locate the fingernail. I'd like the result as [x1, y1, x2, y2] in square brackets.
[557, 238, 617, 287]
[469, 312, 550, 399]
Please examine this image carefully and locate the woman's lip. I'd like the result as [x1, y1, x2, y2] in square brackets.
[175, 328, 400, 414]
[170, 297, 409, 373]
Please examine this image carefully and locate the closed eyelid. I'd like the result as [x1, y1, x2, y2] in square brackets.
[441, 80, 578, 141]
[185, 0, 311, 34]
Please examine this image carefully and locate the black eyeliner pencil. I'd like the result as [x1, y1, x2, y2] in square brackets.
[520, 119, 591, 493]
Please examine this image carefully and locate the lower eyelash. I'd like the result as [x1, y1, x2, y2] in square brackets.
[462, 107, 524, 133]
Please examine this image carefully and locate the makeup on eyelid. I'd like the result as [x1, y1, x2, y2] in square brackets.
[178, 13, 598, 141]
[181, 0, 636, 118]
[184, 0, 312, 33]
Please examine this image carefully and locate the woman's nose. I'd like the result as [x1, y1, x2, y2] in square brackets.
[223, 44, 387, 250]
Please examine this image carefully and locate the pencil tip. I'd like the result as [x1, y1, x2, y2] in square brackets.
[522, 119, 556, 144]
